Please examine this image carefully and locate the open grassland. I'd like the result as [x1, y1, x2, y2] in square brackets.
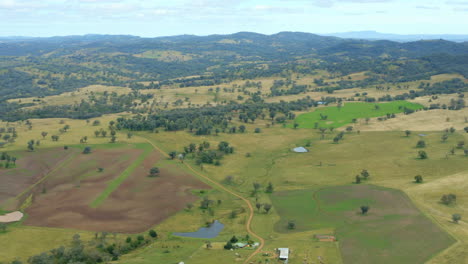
[0, 95, 466, 263]
[272, 185, 454, 264]
[135, 117, 467, 263]
[0, 113, 144, 152]
[355, 108, 468, 131]
[7, 71, 456, 113]
[292, 101, 424, 129]
[0, 225, 94, 263]
[7, 85, 131, 109]
[406, 171, 468, 264]
[134, 50, 194, 62]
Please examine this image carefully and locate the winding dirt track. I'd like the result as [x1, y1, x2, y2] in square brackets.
[140, 136, 264, 264]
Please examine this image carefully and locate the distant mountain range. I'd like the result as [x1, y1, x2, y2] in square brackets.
[322, 31, 468, 42]
[1, 31, 468, 43]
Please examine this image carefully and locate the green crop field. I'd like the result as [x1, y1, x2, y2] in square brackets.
[292, 101, 424, 129]
[272, 185, 455, 264]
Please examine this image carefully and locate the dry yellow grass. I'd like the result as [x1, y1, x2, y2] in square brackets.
[0, 113, 144, 152]
[406, 171, 468, 264]
[8, 85, 131, 109]
[354, 108, 468, 132]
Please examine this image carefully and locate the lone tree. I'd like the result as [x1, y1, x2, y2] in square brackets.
[223, 241, 233, 250]
[355, 175, 361, 184]
[287, 220, 296, 230]
[148, 230, 158, 238]
[418, 150, 428, 159]
[169, 151, 176, 160]
[83, 146, 92, 154]
[452, 213, 462, 224]
[265, 182, 274, 193]
[441, 134, 449, 142]
[149, 167, 160, 177]
[416, 140, 426, 148]
[255, 202, 262, 212]
[263, 203, 272, 214]
[360, 205, 370, 215]
[405, 130, 411, 137]
[41, 131, 48, 139]
[360, 169, 370, 180]
[414, 175, 423, 183]
[252, 182, 261, 194]
[27, 140, 35, 151]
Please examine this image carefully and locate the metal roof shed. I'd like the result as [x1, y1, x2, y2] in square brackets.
[278, 248, 289, 260]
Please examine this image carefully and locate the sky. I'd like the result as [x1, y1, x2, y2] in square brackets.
[0, 0, 467, 37]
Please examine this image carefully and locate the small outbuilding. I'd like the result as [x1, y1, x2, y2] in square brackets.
[278, 248, 289, 260]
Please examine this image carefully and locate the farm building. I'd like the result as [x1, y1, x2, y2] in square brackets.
[278, 248, 289, 260]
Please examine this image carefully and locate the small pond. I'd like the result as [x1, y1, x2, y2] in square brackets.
[173, 220, 224, 239]
[293, 147, 309, 153]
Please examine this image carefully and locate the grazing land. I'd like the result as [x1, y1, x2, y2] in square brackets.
[272, 185, 455, 264]
[0, 33, 467, 264]
[292, 101, 424, 129]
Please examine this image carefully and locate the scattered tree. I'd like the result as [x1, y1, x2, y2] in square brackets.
[256, 203, 262, 212]
[452, 213, 462, 223]
[414, 175, 423, 183]
[355, 175, 361, 184]
[148, 230, 157, 238]
[83, 146, 92, 154]
[416, 140, 426, 148]
[263, 203, 272, 213]
[441, 194, 457, 205]
[360, 205, 370, 215]
[405, 130, 411, 137]
[149, 167, 160, 177]
[360, 169, 370, 180]
[287, 220, 296, 230]
[441, 134, 449, 142]
[265, 182, 274, 193]
[169, 151, 176, 160]
[418, 150, 428, 159]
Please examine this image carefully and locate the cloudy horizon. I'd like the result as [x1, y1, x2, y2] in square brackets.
[1, 0, 467, 37]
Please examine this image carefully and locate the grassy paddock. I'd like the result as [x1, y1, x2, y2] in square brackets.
[271, 185, 455, 264]
[292, 101, 424, 129]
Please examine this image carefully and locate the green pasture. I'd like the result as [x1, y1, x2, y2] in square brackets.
[292, 101, 424, 128]
[271, 185, 455, 264]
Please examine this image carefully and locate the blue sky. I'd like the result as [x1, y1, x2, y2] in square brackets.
[0, 0, 467, 37]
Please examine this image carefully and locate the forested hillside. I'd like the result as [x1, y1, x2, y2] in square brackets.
[0, 32, 467, 121]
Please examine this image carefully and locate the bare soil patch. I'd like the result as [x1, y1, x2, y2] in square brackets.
[0, 211, 23, 223]
[25, 147, 209, 233]
[0, 147, 79, 210]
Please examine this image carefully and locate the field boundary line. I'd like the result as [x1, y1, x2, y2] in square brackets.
[139, 135, 265, 264]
